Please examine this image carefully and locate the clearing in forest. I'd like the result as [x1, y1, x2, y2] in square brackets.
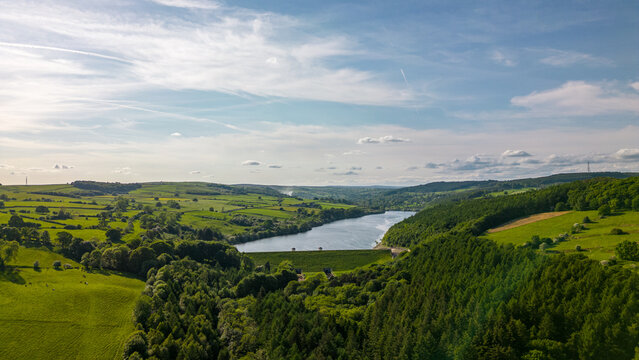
[486, 211, 572, 233]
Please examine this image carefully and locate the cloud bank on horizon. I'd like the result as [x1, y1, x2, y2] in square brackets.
[0, 0, 637, 186]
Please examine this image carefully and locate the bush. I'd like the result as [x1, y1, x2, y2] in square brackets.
[610, 228, 626, 235]
[33, 260, 39, 269]
[575, 245, 582, 252]
[63, 263, 73, 269]
[53, 260, 61, 269]
[582, 216, 592, 224]
[598, 204, 612, 217]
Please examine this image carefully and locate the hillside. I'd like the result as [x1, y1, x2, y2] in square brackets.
[0, 248, 144, 359]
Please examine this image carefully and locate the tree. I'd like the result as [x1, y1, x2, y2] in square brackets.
[0, 240, 19, 270]
[53, 260, 62, 269]
[615, 240, 639, 261]
[8, 215, 25, 228]
[35, 205, 49, 214]
[33, 260, 39, 270]
[56, 231, 73, 248]
[122, 331, 148, 358]
[598, 204, 611, 217]
[105, 228, 122, 242]
[40, 231, 51, 246]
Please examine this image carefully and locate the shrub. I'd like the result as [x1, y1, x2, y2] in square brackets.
[598, 204, 612, 217]
[610, 228, 626, 235]
[63, 263, 73, 269]
[582, 216, 592, 224]
[575, 245, 582, 252]
[33, 260, 39, 269]
[53, 260, 62, 269]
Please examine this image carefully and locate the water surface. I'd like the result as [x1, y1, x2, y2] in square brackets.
[235, 211, 415, 253]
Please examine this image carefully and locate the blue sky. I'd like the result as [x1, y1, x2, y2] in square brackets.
[0, 0, 638, 185]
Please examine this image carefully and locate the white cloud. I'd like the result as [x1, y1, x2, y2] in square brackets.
[242, 160, 261, 166]
[615, 149, 639, 160]
[357, 135, 411, 144]
[150, 0, 220, 10]
[189, 170, 201, 174]
[114, 167, 132, 174]
[171, 132, 182, 137]
[268, 164, 282, 168]
[631, 82, 639, 92]
[538, 49, 611, 67]
[501, 149, 532, 157]
[2, 123, 639, 186]
[0, 1, 416, 132]
[491, 50, 516, 67]
[511, 81, 639, 116]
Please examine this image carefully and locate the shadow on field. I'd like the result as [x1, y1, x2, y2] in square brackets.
[0, 268, 26, 284]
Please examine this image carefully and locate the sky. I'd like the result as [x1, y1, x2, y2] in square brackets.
[0, 0, 638, 186]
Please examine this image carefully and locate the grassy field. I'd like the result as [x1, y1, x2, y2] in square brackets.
[0, 182, 357, 242]
[247, 249, 393, 273]
[484, 210, 639, 265]
[0, 247, 144, 360]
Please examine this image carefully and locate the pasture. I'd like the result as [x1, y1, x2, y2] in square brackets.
[484, 210, 639, 265]
[0, 182, 357, 242]
[0, 247, 144, 360]
[247, 249, 393, 273]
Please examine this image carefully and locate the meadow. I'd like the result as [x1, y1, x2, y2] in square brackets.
[247, 249, 393, 273]
[484, 210, 639, 265]
[0, 248, 144, 360]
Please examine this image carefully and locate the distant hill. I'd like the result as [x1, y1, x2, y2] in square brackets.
[390, 172, 639, 195]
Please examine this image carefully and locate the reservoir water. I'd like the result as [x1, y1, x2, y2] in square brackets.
[234, 211, 415, 253]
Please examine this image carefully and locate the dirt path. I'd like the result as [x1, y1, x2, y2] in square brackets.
[374, 242, 409, 256]
[486, 211, 571, 233]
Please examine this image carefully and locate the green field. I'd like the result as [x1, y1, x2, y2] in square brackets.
[484, 210, 639, 265]
[0, 248, 144, 360]
[247, 249, 393, 273]
[0, 182, 358, 242]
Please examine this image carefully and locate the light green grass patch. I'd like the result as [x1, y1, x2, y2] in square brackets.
[484, 210, 639, 265]
[0, 248, 144, 360]
[247, 249, 392, 273]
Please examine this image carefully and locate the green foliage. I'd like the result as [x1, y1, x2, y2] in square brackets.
[0, 240, 19, 270]
[598, 204, 612, 217]
[610, 227, 626, 235]
[616, 240, 639, 261]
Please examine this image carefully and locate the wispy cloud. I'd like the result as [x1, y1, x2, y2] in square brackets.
[357, 135, 411, 144]
[538, 49, 612, 67]
[150, 0, 220, 10]
[511, 81, 639, 116]
[491, 50, 516, 67]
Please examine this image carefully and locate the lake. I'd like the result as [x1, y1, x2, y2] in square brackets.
[234, 211, 415, 253]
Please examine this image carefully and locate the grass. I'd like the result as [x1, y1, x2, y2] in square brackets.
[483, 210, 639, 266]
[1, 182, 357, 241]
[0, 247, 144, 360]
[247, 249, 393, 273]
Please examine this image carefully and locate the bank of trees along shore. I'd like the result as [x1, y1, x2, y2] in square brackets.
[2, 176, 639, 359]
